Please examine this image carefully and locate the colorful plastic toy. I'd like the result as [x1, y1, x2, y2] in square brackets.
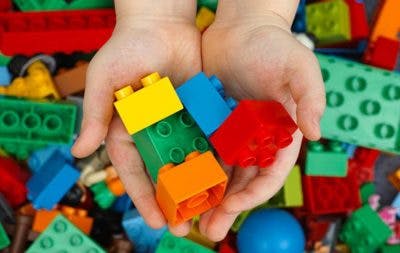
[364, 36, 400, 70]
[155, 231, 215, 253]
[196, 7, 215, 32]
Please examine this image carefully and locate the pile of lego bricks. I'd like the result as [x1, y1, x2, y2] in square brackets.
[0, 0, 400, 253]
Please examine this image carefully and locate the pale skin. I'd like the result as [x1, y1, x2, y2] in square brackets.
[72, 0, 326, 242]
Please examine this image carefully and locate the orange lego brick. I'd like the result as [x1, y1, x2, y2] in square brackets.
[388, 168, 400, 191]
[156, 151, 227, 226]
[32, 209, 59, 233]
[60, 206, 93, 234]
[370, 0, 400, 41]
[54, 62, 88, 97]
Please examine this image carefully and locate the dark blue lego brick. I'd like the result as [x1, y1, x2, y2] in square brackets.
[27, 144, 73, 173]
[176, 72, 237, 137]
[112, 194, 133, 213]
[292, 0, 306, 32]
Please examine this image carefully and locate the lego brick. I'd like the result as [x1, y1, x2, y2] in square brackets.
[54, 63, 88, 97]
[66, 95, 83, 133]
[364, 36, 400, 71]
[292, 0, 306, 33]
[302, 169, 361, 215]
[340, 205, 392, 253]
[0, 223, 10, 250]
[197, 0, 218, 12]
[112, 194, 133, 213]
[114, 72, 183, 135]
[0, 54, 10, 66]
[349, 147, 379, 186]
[156, 231, 215, 253]
[196, 7, 215, 32]
[0, 61, 60, 99]
[0, 96, 77, 160]
[0, 0, 11, 12]
[210, 100, 297, 168]
[156, 151, 227, 226]
[345, 0, 369, 41]
[90, 181, 117, 209]
[26, 214, 106, 253]
[0, 9, 115, 55]
[218, 232, 237, 253]
[13, 0, 113, 11]
[32, 209, 59, 233]
[317, 53, 400, 154]
[122, 209, 167, 253]
[133, 109, 211, 182]
[392, 192, 400, 218]
[341, 142, 357, 158]
[380, 244, 400, 253]
[305, 141, 348, 177]
[176, 72, 236, 137]
[28, 144, 73, 173]
[388, 168, 400, 191]
[0, 66, 10, 86]
[27, 151, 80, 210]
[186, 219, 217, 249]
[370, 0, 400, 42]
[360, 182, 375, 204]
[306, 0, 351, 45]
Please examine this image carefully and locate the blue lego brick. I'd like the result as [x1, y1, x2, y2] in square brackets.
[392, 192, 400, 218]
[27, 150, 80, 210]
[122, 209, 167, 253]
[112, 194, 133, 213]
[176, 72, 237, 137]
[28, 144, 73, 173]
[292, 0, 306, 32]
[341, 142, 358, 158]
[0, 66, 11, 86]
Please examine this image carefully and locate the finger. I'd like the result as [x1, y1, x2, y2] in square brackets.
[288, 49, 326, 141]
[106, 116, 166, 228]
[168, 221, 192, 237]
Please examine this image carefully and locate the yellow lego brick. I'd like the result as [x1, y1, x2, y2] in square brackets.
[114, 72, 183, 135]
[196, 7, 215, 32]
[0, 61, 60, 99]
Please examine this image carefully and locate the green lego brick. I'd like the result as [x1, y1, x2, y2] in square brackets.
[360, 182, 375, 204]
[340, 205, 392, 253]
[305, 141, 348, 177]
[0, 223, 10, 250]
[0, 54, 11, 66]
[13, 0, 113, 11]
[0, 96, 77, 160]
[90, 181, 116, 209]
[306, 0, 351, 45]
[133, 109, 211, 182]
[26, 214, 105, 253]
[156, 231, 215, 253]
[380, 244, 400, 253]
[197, 0, 218, 12]
[231, 210, 251, 233]
[318, 53, 400, 154]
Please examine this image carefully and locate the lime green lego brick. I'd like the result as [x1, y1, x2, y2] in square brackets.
[305, 141, 348, 177]
[197, 0, 218, 12]
[133, 110, 211, 182]
[156, 231, 215, 253]
[360, 183, 375, 204]
[380, 244, 400, 253]
[0, 223, 10, 250]
[90, 181, 116, 209]
[318, 53, 400, 154]
[13, 0, 113, 11]
[340, 205, 392, 253]
[231, 210, 251, 233]
[0, 96, 77, 159]
[27, 214, 105, 253]
[306, 0, 351, 45]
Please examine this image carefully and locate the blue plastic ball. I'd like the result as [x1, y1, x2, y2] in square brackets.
[237, 209, 305, 253]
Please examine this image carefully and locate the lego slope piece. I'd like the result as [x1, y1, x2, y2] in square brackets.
[0, 222, 10, 250]
[176, 72, 237, 137]
[305, 141, 348, 177]
[370, 0, 400, 42]
[133, 109, 211, 182]
[317, 53, 400, 154]
[210, 100, 298, 168]
[0, 10, 115, 55]
[14, 0, 113, 11]
[156, 231, 215, 253]
[114, 72, 183, 135]
[27, 151, 80, 210]
[156, 151, 227, 226]
[306, 0, 351, 45]
[340, 205, 392, 253]
[26, 214, 105, 253]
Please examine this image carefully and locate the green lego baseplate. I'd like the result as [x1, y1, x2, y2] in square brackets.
[305, 141, 348, 177]
[0, 96, 77, 160]
[340, 205, 392, 253]
[133, 109, 211, 182]
[317, 53, 400, 154]
[13, 0, 113, 11]
[0, 223, 10, 250]
[156, 231, 215, 253]
[306, 0, 351, 45]
[26, 214, 105, 253]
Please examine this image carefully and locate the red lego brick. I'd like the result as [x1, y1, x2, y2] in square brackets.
[210, 100, 298, 168]
[302, 168, 361, 215]
[0, 157, 29, 207]
[219, 232, 237, 253]
[349, 147, 380, 186]
[363, 36, 400, 70]
[345, 0, 369, 41]
[0, 0, 11, 12]
[0, 9, 115, 56]
[304, 217, 330, 250]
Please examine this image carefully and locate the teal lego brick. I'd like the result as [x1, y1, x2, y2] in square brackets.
[360, 182, 375, 204]
[317, 53, 400, 154]
[340, 205, 392, 253]
[90, 181, 116, 209]
[306, 0, 351, 45]
[133, 109, 211, 182]
[380, 244, 400, 253]
[155, 231, 215, 253]
[13, 0, 113, 11]
[0, 96, 77, 160]
[305, 140, 348, 177]
[197, 0, 218, 12]
[26, 214, 105, 253]
[0, 223, 10, 250]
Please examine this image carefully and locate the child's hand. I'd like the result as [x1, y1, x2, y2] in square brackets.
[72, 1, 200, 236]
[199, 5, 326, 241]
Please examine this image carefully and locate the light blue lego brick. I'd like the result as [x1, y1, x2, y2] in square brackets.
[112, 194, 133, 213]
[392, 192, 400, 218]
[0, 67, 11, 86]
[176, 72, 237, 137]
[27, 150, 80, 210]
[27, 144, 73, 173]
[122, 209, 167, 253]
[341, 142, 358, 158]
